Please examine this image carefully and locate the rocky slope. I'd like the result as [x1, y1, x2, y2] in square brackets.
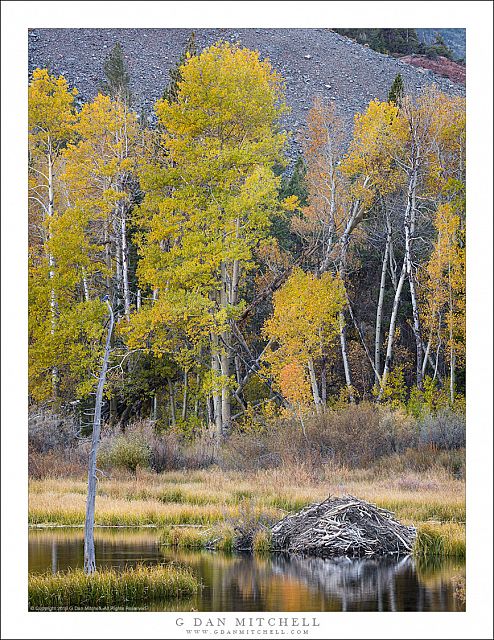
[28, 28, 465, 159]
[400, 54, 466, 85]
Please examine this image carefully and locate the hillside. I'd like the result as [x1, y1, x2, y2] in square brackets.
[416, 28, 466, 61]
[28, 28, 465, 159]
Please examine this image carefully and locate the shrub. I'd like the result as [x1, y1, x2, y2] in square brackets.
[97, 434, 151, 474]
[313, 402, 395, 467]
[28, 448, 86, 479]
[220, 432, 278, 471]
[377, 447, 465, 478]
[379, 407, 419, 452]
[28, 407, 78, 453]
[419, 408, 466, 449]
[149, 431, 216, 472]
[222, 403, 418, 470]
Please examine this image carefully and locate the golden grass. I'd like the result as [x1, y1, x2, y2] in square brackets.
[252, 528, 272, 554]
[29, 466, 465, 534]
[159, 524, 235, 552]
[28, 564, 199, 609]
[413, 522, 466, 559]
[29, 490, 283, 527]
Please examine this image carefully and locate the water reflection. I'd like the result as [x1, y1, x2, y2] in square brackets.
[29, 529, 465, 612]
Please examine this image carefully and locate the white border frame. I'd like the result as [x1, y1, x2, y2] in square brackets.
[1, 2, 493, 638]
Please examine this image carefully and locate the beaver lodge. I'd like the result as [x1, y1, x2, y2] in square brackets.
[269, 496, 416, 557]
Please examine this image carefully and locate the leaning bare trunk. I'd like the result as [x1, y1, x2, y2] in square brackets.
[422, 332, 432, 378]
[336, 190, 366, 403]
[84, 301, 114, 575]
[378, 257, 407, 400]
[408, 267, 423, 389]
[375, 229, 391, 384]
[405, 162, 422, 389]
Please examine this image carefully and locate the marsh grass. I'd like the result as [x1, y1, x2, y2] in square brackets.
[413, 522, 466, 559]
[159, 524, 235, 552]
[28, 564, 199, 610]
[28, 489, 282, 527]
[252, 528, 272, 554]
[29, 468, 465, 559]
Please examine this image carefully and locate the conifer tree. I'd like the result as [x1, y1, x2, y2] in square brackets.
[162, 31, 197, 102]
[100, 42, 132, 105]
[388, 73, 404, 107]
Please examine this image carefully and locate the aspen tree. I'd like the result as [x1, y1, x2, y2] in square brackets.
[135, 42, 288, 438]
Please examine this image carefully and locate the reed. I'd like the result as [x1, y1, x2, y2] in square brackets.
[28, 564, 199, 609]
[159, 524, 235, 551]
[252, 528, 272, 554]
[413, 522, 466, 559]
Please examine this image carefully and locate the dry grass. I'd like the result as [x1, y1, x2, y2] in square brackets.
[29, 466, 465, 538]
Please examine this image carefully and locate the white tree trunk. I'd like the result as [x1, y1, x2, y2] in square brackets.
[378, 257, 407, 400]
[210, 333, 222, 438]
[168, 378, 176, 427]
[307, 358, 322, 413]
[47, 150, 59, 395]
[220, 262, 232, 436]
[339, 312, 354, 401]
[121, 208, 131, 319]
[404, 169, 423, 388]
[182, 370, 188, 421]
[84, 301, 114, 575]
[375, 228, 391, 383]
[422, 333, 432, 378]
[82, 268, 90, 302]
[448, 261, 456, 403]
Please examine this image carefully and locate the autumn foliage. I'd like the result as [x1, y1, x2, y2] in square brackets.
[28, 40, 466, 437]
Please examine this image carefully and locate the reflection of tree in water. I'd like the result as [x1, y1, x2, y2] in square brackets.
[177, 552, 463, 612]
[271, 554, 413, 611]
[29, 532, 465, 612]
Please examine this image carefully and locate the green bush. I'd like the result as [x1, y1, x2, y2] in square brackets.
[97, 434, 151, 474]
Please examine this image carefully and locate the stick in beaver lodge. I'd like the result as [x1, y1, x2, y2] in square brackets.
[269, 496, 416, 557]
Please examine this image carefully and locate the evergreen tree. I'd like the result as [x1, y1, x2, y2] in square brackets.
[100, 42, 132, 105]
[162, 31, 197, 102]
[280, 156, 308, 206]
[388, 73, 404, 107]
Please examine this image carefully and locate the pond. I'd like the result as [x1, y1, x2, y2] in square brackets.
[29, 528, 465, 612]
